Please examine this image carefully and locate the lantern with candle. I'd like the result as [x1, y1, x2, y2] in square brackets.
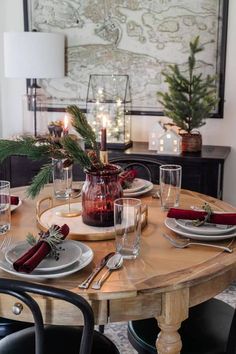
[86, 74, 132, 150]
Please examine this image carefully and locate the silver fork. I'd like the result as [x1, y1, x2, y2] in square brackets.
[161, 232, 233, 253]
[0, 235, 12, 256]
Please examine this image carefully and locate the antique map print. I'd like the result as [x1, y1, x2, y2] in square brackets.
[27, 0, 223, 113]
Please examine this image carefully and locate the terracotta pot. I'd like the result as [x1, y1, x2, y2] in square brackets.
[181, 132, 202, 152]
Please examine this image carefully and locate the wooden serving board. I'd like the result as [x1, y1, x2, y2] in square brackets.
[36, 197, 148, 241]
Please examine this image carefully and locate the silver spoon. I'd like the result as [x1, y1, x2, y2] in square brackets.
[92, 253, 123, 290]
[78, 252, 115, 289]
[161, 232, 233, 253]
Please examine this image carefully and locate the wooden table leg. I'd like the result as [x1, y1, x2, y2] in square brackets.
[156, 288, 189, 354]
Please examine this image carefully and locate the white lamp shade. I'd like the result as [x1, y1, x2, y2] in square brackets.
[4, 32, 65, 78]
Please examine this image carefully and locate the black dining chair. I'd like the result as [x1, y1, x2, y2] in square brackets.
[0, 316, 33, 340]
[127, 298, 236, 354]
[0, 278, 119, 354]
[109, 156, 164, 184]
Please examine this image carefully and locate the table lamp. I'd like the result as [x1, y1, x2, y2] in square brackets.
[3, 31, 65, 136]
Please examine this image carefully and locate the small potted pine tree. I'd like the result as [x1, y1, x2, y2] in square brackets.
[158, 36, 218, 152]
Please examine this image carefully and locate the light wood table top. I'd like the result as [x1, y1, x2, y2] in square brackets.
[1, 185, 236, 354]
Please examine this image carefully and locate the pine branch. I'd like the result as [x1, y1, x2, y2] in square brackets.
[62, 136, 94, 170]
[0, 137, 64, 162]
[27, 164, 53, 199]
[66, 105, 99, 152]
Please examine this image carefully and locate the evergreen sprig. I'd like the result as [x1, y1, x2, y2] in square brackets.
[26, 163, 54, 198]
[62, 135, 93, 170]
[66, 105, 99, 153]
[0, 137, 51, 162]
[0, 105, 104, 198]
[0, 136, 70, 163]
[158, 36, 218, 133]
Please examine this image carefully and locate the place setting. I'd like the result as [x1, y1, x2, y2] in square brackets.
[119, 169, 154, 197]
[10, 195, 22, 212]
[165, 202, 236, 242]
[0, 224, 94, 280]
[158, 166, 236, 251]
[0, 192, 145, 285]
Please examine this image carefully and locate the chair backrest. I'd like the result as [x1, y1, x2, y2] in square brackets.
[0, 278, 94, 354]
[226, 307, 236, 354]
[110, 157, 164, 183]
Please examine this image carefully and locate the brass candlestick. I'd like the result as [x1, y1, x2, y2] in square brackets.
[56, 193, 82, 218]
[100, 150, 109, 164]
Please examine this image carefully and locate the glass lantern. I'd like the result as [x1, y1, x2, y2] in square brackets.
[86, 74, 132, 150]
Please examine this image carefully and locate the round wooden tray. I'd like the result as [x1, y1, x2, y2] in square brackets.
[36, 196, 148, 241]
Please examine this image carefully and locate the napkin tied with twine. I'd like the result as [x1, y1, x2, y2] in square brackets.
[13, 224, 70, 273]
[167, 208, 236, 225]
[119, 169, 137, 189]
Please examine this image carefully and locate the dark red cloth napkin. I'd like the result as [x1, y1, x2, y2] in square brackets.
[13, 224, 70, 273]
[11, 196, 19, 205]
[0, 196, 19, 205]
[167, 208, 236, 225]
[119, 169, 137, 189]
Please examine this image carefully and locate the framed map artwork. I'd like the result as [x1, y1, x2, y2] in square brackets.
[23, 0, 228, 117]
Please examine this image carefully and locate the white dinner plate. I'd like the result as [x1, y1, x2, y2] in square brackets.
[123, 181, 153, 197]
[123, 178, 150, 193]
[5, 240, 82, 272]
[175, 219, 236, 236]
[165, 217, 236, 241]
[11, 199, 22, 212]
[0, 241, 93, 280]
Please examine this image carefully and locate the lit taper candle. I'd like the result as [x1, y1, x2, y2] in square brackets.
[100, 115, 107, 151]
[100, 115, 108, 164]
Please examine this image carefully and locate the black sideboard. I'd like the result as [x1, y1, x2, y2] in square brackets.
[0, 142, 230, 199]
[109, 143, 231, 199]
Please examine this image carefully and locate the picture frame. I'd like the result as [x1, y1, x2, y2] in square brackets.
[23, 0, 228, 117]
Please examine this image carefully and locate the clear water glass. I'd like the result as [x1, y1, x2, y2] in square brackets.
[52, 158, 72, 199]
[160, 165, 182, 210]
[114, 198, 142, 259]
[0, 181, 11, 234]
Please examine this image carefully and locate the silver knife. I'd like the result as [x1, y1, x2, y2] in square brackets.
[78, 252, 115, 289]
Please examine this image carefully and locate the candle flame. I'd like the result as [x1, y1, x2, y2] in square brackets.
[64, 114, 70, 130]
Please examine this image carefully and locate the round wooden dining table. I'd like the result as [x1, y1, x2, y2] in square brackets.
[0, 185, 236, 354]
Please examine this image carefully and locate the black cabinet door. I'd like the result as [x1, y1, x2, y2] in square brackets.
[0, 143, 229, 199]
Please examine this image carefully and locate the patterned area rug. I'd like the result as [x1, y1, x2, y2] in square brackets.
[103, 282, 236, 354]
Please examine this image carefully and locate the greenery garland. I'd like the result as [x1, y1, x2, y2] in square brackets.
[0, 105, 104, 198]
